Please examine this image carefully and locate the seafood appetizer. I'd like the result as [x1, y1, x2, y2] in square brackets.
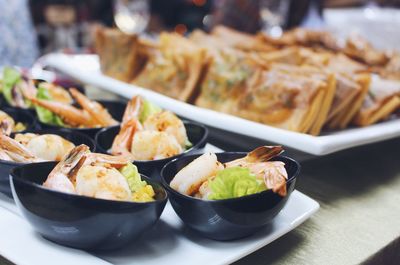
[1, 67, 72, 109]
[30, 87, 118, 128]
[0, 110, 26, 135]
[170, 146, 288, 199]
[0, 133, 75, 162]
[111, 95, 190, 160]
[43, 144, 156, 202]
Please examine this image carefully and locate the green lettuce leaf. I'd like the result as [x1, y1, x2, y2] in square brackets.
[35, 85, 65, 126]
[119, 162, 146, 193]
[139, 99, 162, 123]
[2, 67, 22, 104]
[208, 167, 266, 200]
[185, 139, 193, 150]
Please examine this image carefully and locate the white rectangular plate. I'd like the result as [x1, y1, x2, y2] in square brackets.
[39, 54, 400, 155]
[0, 144, 318, 265]
[0, 190, 318, 265]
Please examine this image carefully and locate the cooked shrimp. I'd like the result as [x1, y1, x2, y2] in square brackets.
[144, 111, 188, 147]
[11, 77, 37, 108]
[19, 76, 37, 100]
[44, 144, 90, 194]
[111, 96, 143, 158]
[225, 146, 284, 167]
[75, 165, 131, 201]
[25, 134, 75, 161]
[131, 130, 183, 160]
[38, 82, 73, 104]
[44, 145, 133, 200]
[0, 134, 40, 162]
[225, 146, 288, 196]
[170, 153, 224, 195]
[111, 96, 188, 161]
[0, 110, 15, 135]
[30, 97, 95, 127]
[86, 153, 131, 168]
[69, 88, 118, 127]
[246, 161, 288, 196]
[14, 133, 37, 146]
[0, 150, 12, 161]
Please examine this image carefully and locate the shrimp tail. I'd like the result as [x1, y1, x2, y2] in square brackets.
[30, 97, 94, 127]
[225, 146, 283, 167]
[0, 134, 39, 162]
[69, 88, 118, 127]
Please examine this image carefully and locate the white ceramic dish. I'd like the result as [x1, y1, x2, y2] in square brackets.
[39, 54, 400, 155]
[0, 144, 318, 265]
[0, 190, 318, 265]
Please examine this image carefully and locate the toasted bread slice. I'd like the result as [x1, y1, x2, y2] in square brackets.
[354, 76, 400, 126]
[133, 33, 211, 102]
[94, 26, 147, 82]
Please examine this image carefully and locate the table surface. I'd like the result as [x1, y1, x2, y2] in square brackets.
[2, 88, 400, 265]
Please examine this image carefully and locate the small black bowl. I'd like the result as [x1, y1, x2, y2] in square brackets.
[1, 107, 38, 132]
[95, 121, 208, 179]
[0, 129, 96, 198]
[39, 100, 126, 139]
[10, 162, 168, 250]
[160, 153, 300, 241]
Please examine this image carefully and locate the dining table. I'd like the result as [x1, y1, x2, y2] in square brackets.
[1, 87, 400, 265]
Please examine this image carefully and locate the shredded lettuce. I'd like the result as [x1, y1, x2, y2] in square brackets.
[119, 162, 155, 202]
[119, 162, 145, 192]
[139, 99, 162, 123]
[35, 86, 65, 126]
[208, 167, 266, 200]
[185, 139, 193, 150]
[2, 67, 21, 105]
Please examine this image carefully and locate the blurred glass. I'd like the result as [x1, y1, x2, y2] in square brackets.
[114, 0, 149, 34]
[260, 0, 289, 38]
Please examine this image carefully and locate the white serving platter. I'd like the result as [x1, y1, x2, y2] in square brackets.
[0, 190, 318, 265]
[0, 144, 319, 265]
[39, 54, 400, 155]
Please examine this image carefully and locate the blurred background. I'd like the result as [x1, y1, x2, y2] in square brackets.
[1, 0, 399, 67]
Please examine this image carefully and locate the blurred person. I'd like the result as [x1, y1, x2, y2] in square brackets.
[0, 0, 39, 67]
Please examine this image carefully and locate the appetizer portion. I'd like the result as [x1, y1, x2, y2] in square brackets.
[1, 67, 72, 109]
[95, 26, 400, 135]
[43, 144, 156, 202]
[0, 133, 75, 162]
[111, 96, 190, 160]
[131, 33, 210, 102]
[0, 110, 26, 135]
[30, 88, 118, 128]
[170, 146, 288, 199]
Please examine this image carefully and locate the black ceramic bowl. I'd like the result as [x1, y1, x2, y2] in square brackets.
[39, 100, 126, 139]
[1, 107, 38, 132]
[95, 121, 208, 179]
[0, 129, 96, 198]
[161, 153, 300, 241]
[10, 162, 167, 250]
